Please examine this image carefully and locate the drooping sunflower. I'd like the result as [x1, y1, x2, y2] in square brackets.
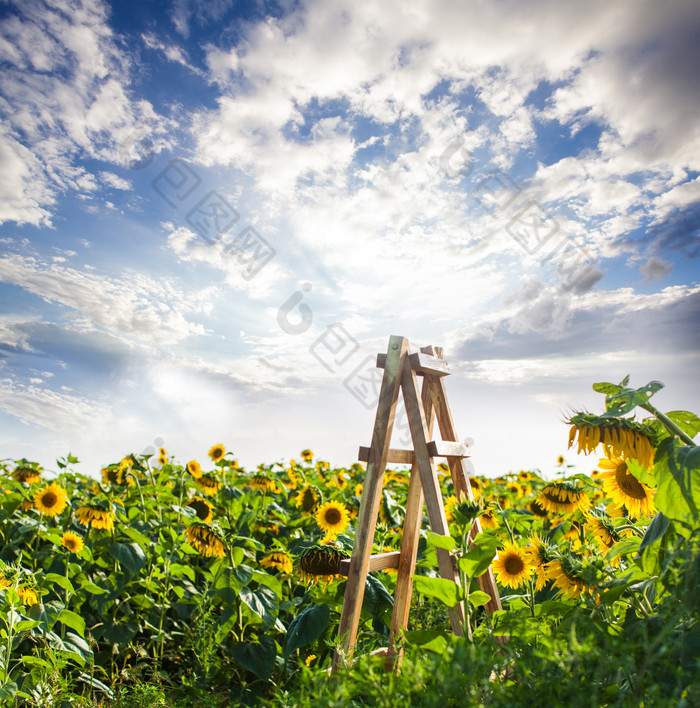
[492, 542, 534, 589]
[13, 466, 41, 485]
[527, 498, 548, 517]
[196, 473, 221, 496]
[17, 586, 38, 606]
[34, 483, 68, 517]
[186, 497, 215, 524]
[568, 413, 656, 468]
[546, 555, 588, 599]
[249, 475, 277, 493]
[469, 476, 483, 500]
[60, 531, 84, 553]
[260, 551, 294, 575]
[185, 523, 225, 558]
[584, 510, 623, 554]
[102, 465, 128, 485]
[75, 504, 115, 531]
[598, 455, 655, 518]
[479, 508, 500, 530]
[300, 449, 314, 462]
[295, 485, 321, 514]
[186, 460, 202, 479]
[316, 501, 350, 536]
[297, 543, 350, 585]
[538, 481, 590, 515]
[208, 444, 226, 462]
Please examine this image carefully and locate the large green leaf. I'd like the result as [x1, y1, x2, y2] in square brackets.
[283, 604, 330, 660]
[426, 531, 456, 551]
[362, 574, 394, 620]
[412, 575, 463, 608]
[665, 410, 700, 439]
[403, 629, 449, 654]
[457, 534, 500, 579]
[240, 585, 279, 628]
[108, 542, 147, 574]
[655, 446, 700, 523]
[639, 512, 670, 552]
[230, 636, 277, 679]
[57, 609, 85, 638]
[602, 380, 664, 418]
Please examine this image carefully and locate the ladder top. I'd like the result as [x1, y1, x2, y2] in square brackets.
[376, 351, 450, 377]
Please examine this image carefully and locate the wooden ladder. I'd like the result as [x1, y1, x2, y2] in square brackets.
[332, 335, 502, 672]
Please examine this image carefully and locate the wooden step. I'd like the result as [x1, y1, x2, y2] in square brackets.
[339, 551, 401, 576]
[376, 351, 450, 376]
[358, 440, 470, 464]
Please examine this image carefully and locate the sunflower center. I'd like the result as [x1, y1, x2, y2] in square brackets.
[324, 508, 342, 525]
[615, 465, 646, 500]
[43, 492, 57, 507]
[504, 555, 524, 575]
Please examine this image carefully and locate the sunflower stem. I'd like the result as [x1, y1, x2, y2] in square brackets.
[639, 402, 697, 447]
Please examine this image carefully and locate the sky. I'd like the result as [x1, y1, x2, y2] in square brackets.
[1, 0, 699, 480]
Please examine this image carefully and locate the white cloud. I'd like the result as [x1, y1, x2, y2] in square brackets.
[99, 171, 132, 190]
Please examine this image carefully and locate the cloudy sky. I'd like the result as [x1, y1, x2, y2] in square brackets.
[1, 0, 699, 479]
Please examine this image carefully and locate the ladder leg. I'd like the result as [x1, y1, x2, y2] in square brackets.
[332, 336, 409, 671]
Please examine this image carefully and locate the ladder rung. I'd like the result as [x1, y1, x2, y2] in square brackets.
[339, 551, 401, 576]
[358, 446, 414, 465]
[427, 440, 471, 458]
[376, 352, 450, 376]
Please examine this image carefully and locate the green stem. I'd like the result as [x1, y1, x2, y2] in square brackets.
[640, 402, 696, 447]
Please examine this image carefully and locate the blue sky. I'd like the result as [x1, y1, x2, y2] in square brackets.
[1, 0, 699, 478]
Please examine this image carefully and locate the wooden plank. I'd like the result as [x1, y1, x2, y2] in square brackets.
[400, 357, 467, 638]
[386, 348, 436, 669]
[339, 551, 401, 576]
[377, 351, 450, 377]
[358, 446, 414, 465]
[332, 335, 409, 672]
[426, 440, 471, 458]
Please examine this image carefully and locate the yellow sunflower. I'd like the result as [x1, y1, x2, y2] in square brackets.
[75, 504, 115, 531]
[186, 460, 202, 479]
[260, 551, 294, 575]
[297, 543, 349, 585]
[186, 497, 214, 524]
[546, 557, 588, 599]
[185, 523, 225, 558]
[525, 532, 555, 590]
[598, 456, 655, 518]
[17, 586, 38, 606]
[538, 482, 590, 515]
[61, 531, 84, 553]
[584, 511, 623, 554]
[295, 486, 321, 514]
[13, 466, 41, 485]
[195, 473, 221, 496]
[301, 449, 314, 462]
[34, 483, 68, 517]
[479, 508, 500, 530]
[469, 476, 483, 500]
[557, 455, 565, 466]
[316, 501, 350, 536]
[444, 495, 458, 523]
[249, 475, 277, 493]
[492, 542, 534, 589]
[208, 444, 226, 462]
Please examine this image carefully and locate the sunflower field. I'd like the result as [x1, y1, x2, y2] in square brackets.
[0, 377, 699, 707]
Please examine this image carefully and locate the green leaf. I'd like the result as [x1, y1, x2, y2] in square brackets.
[284, 604, 330, 660]
[230, 636, 276, 680]
[362, 574, 394, 619]
[639, 512, 670, 552]
[14, 620, 41, 632]
[0, 682, 17, 702]
[411, 575, 463, 608]
[627, 458, 658, 487]
[108, 542, 147, 574]
[603, 381, 664, 418]
[80, 581, 106, 595]
[403, 629, 449, 654]
[57, 609, 85, 638]
[213, 607, 239, 646]
[655, 446, 700, 522]
[457, 534, 500, 578]
[426, 531, 456, 551]
[468, 590, 492, 608]
[593, 382, 623, 395]
[665, 410, 700, 439]
[45, 573, 74, 594]
[240, 585, 279, 628]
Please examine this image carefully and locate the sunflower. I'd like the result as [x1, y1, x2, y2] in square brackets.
[584, 510, 622, 553]
[479, 508, 500, 530]
[518, 470, 531, 482]
[186, 460, 202, 479]
[61, 531, 84, 553]
[13, 466, 41, 485]
[354, 483, 364, 498]
[102, 465, 127, 485]
[334, 473, 348, 490]
[492, 542, 534, 589]
[297, 543, 350, 585]
[316, 501, 350, 536]
[158, 450, 168, 466]
[301, 449, 314, 462]
[186, 497, 214, 524]
[260, 551, 294, 575]
[295, 486, 321, 514]
[598, 456, 655, 518]
[17, 586, 38, 606]
[196, 473, 221, 496]
[444, 495, 458, 523]
[75, 504, 115, 531]
[557, 455, 565, 466]
[568, 414, 656, 468]
[34, 483, 68, 517]
[546, 556, 588, 599]
[538, 481, 590, 514]
[185, 523, 225, 558]
[0, 574, 10, 590]
[469, 476, 483, 500]
[249, 475, 277, 493]
[525, 532, 555, 590]
[504, 480, 523, 497]
[208, 444, 226, 462]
